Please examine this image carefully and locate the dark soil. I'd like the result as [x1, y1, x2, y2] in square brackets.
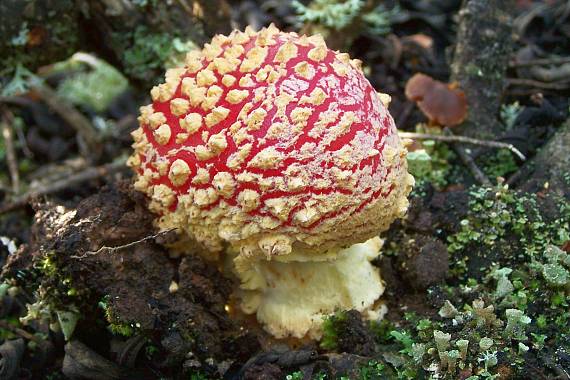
[3, 182, 264, 378]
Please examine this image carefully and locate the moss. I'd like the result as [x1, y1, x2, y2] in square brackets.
[0, 315, 20, 340]
[286, 371, 304, 380]
[563, 171, 570, 186]
[320, 310, 348, 350]
[98, 295, 136, 337]
[357, 360, 387, 379]
[480, 149, 518, 179]
[447, 185, 569, 258]
[188, 372, 212, 380]
[365, 185, 570, 378]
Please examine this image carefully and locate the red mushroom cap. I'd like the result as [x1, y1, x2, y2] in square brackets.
[128, 25, 413, 257]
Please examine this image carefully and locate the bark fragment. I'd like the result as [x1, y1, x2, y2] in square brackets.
[518, 120, 570, 199]
[451, 0, 515, 139]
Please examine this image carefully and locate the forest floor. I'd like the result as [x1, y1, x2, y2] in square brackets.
[0, 1, 569, 379]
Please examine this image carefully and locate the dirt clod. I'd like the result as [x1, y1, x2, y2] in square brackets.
[333, 310, 376, 356]
[242, 362, 283, 380]
[396, 235, 449, 290]
[3, 182, 258, 374]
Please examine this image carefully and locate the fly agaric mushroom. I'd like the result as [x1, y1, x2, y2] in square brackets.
[405, 73, 467, 127]
[128, 25, 414, 339]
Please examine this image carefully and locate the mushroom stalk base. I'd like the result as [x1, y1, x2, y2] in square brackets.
[237, 237, 386, 339]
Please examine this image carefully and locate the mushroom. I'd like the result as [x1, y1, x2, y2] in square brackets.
[128, 25, 414, 339]
[405, 73, 468, 127]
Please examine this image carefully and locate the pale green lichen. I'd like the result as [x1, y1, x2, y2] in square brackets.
[375, 180, 569, 378]
[504, 309, 531, 340]
[480, 149, 518, 179]
[407, 126, 455, 191]
[56, 309, 80, 341]
[293, 0, 364, 30]
[55, 53, 128, 112]
[500, 101, 523, 130]
[292, 0, 399, 36]
[0, 64, 42, 96]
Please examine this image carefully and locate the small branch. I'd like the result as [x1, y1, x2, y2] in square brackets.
[398, 131, 526, 160]
[32, 84, 101, 160]
[505, 168, 524, 187]
[71, 229, 176, 259]
[175, 0, 194, 15]
[439, 128, 492, 186]
[510, 56, 570, 67]
[1, 110, 20, 193]
[453, 144, 492, 186]
[506, 78, 570, 90]
[0, 158, 128, 214]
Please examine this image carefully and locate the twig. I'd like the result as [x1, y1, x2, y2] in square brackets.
[175, 0, 194, 15]
[0, 95, 34, 108]
[453, 145, 492, 186]
[1, 110, 20, 193]
[438, 128, 491, 186]
[32, 84, 101, 160]
[505, 169, 525, 187]
[510, 56, 570, 67]
[506, 78, 570, 90]
[398, 131, 527, 160]
[0, 158, 128, 214]
[71, 228, 176, 259]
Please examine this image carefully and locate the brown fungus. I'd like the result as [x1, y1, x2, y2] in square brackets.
[405, 73, 468, 127]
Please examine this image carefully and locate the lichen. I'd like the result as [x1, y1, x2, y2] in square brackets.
[54, 54, 128, 112]
[479, 149, 518, 180]
[407, 125, 455, 193]
[120, 26, 198, 84]
[500, 101, 523, 130]
[292, 0, 365, 30]
[447, 184, 569, 257]
[292, 0, 399, 40]
[361, 183, 569, 379]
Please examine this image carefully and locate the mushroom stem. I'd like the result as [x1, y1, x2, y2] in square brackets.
[235, 237, 386, 339]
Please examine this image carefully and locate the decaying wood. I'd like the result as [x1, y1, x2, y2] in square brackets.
[451, 0, 515, 140]
[517, 119, 570, 198]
